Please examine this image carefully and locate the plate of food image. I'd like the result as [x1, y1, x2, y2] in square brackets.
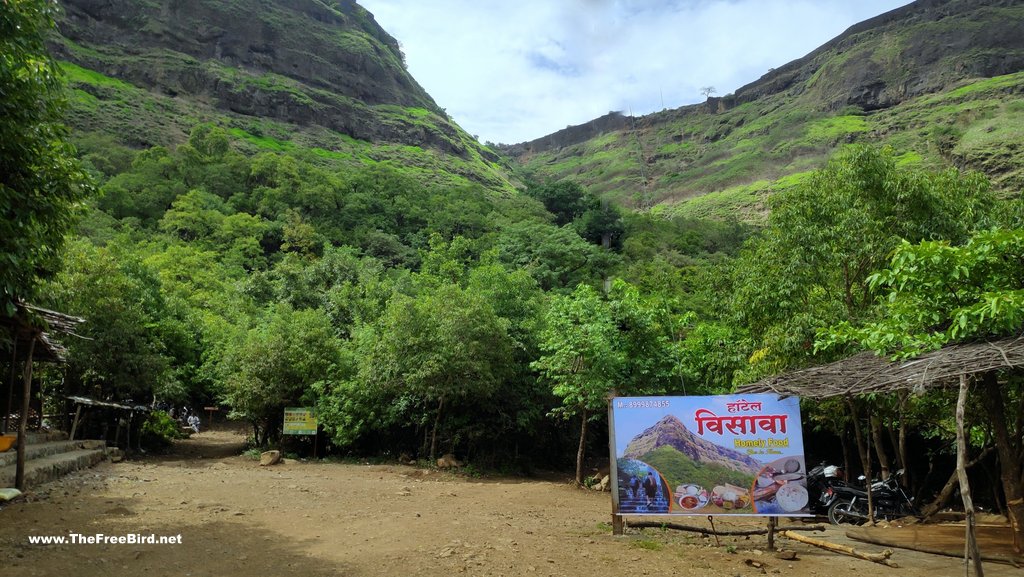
[711, 484, 751, 510]
[775, 482, 810, 512]
[675, 484, 708, 510]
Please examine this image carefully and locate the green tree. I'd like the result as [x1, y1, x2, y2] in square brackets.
[1, 0, 93, 314]
[495, 221, 618, 292]
[816, 228, 1024, 549]
[732, 145, 994, 381]
[331, 282, 514, 459]
[534, 284, 623, 484]
[46, 240, 183, 402]
[526, 180, 596, 226]
[221, 304, 344, 445]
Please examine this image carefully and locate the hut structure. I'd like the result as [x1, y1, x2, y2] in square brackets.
[736, 336, 1024, 573]
[1, 302, 84, 490]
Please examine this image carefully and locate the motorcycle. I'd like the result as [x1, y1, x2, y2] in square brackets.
[822, 468, 919, 525]
[805, 462, 849, 516]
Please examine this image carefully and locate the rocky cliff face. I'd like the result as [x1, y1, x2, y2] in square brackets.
[732, 0, 1024, 111]
[623, 415, 762, 475]
[511, 0, 1024, 154]
[52, 0, 472, 155]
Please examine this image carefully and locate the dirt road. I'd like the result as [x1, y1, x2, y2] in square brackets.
[0, 428, 1017, 576]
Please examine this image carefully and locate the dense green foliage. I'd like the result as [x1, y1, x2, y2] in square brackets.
[32, 111, 1019, 478]
[140, 410, 188, 451]
[6, 1, 1024, 493]
[731, 145, 996, 381]
[819, 228, 1024, 357]
[0, 0, 93, 314]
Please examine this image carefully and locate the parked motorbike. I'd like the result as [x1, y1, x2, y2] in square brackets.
[822, 468, 919, 525]
[805, 462, 848, 516]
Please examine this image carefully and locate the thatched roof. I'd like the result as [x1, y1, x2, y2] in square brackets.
[735, 336, 1024, 399]
[0, 302, 85, 363]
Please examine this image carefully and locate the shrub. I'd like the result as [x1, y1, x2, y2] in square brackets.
[140, 410, 187, 451]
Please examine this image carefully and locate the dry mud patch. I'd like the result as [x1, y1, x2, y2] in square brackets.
[0, 429, 1016, 576]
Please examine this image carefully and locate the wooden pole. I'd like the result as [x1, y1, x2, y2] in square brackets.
[628, 520, 824, 535]
[69, 404, 82, 441]
[15, 334, 37, 491]
[779, 530, 897, 567]
[767, 516, 777, 550]
[956, 374, 984, 577]
[607, 396, 623, 535]
[4, 336, 16, 434]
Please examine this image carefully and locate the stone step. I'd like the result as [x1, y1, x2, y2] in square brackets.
[0, 439, 104, 469]
[23, 430, 69, 444]
[0, 448, 107, 489]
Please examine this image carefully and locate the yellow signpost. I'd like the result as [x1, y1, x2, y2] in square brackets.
[283, 407, 317, 435]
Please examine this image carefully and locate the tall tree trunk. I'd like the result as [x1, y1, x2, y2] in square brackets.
[871, 414, 892, 480]
[980, 372, 1023, 554]
[848, 399, 875, 523]
[920, 446, 994, 519]
[575, 407, 588, 486]
[898, 392, 909, 475]
[840, 428, 851, 482]
[430, 396, 445, 462]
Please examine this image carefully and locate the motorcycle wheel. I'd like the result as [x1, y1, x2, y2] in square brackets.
[827, 499, 864, 525]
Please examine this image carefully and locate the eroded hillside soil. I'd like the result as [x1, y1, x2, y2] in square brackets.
[0, 428, 1017, 577]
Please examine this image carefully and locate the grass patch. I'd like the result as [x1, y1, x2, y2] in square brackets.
[805, 115, 869, 141]
[60, 61, 138, 92]
[227, 128, 294, 151]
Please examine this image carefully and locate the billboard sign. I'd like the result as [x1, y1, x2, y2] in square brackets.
[610, 394, 809, 516]
[283, 407, 317, 436]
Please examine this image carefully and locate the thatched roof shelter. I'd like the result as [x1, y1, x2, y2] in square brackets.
[736, 335, 1024, 567]
[736, 335, 1024, 398]
[0, 302, 84, 363]
[2, 302, 85, 490]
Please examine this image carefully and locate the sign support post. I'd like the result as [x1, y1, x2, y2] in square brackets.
[283, 407, 318, 459]
[607, 394, 623, 535]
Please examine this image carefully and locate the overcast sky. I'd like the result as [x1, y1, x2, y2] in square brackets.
[359, 0, 914, 145]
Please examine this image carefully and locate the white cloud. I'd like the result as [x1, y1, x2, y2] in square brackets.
[360, 0, 913, 144]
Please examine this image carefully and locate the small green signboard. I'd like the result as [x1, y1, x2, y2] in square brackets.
[283, 407, 317, 435]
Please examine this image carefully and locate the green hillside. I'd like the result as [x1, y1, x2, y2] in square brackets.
[506, 0, 1024, 220]
[5, 0, 1024, 504]
[638, 446, 754, 494]
[52, 0, 516, 194]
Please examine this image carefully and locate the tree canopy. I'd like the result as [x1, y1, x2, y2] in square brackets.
[1, 0, 93, 314]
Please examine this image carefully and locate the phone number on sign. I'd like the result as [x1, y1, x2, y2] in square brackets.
[617, 400, 670, 409]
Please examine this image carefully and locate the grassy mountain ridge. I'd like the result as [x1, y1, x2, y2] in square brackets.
[504, 0, 1024, 220]
[51, 0, 516, 193]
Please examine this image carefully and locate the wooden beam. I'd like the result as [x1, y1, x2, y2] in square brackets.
[628, 521, 825, 536]
[779, 530, 898, 567]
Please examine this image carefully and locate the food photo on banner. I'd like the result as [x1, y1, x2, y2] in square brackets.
[611, 394, 809, 516]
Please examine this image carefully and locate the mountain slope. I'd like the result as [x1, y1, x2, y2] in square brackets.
[51, 0, 514, 192]
[504, 0, 1024, 218]
[623, 415, 761, 475]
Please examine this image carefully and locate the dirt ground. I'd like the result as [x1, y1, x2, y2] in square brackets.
[0, 427, 1019, 577]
